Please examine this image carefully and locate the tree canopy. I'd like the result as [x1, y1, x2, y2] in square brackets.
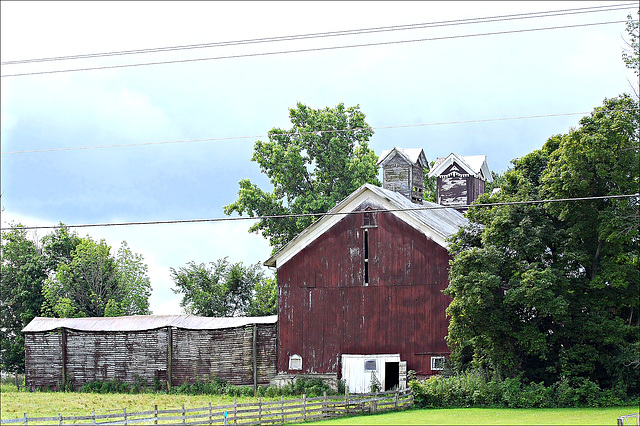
[0, 226, 48, 373]
[42, 235, 152, 318]
[224, 102, 380, 251]
[0, 225, 152, 372]
[171, 258, 276, 317]
[445, 95, 639, 394]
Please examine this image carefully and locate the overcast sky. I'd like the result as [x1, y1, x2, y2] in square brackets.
[1, 1, 637, 315]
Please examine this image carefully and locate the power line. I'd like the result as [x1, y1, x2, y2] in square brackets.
[2, 3, 634, 65]
[0, 111, 602, 155]
[0, 20, 626, 78]
[2, 194, 637, 231]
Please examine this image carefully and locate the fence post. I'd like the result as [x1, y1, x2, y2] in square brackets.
[394, 390, 398, 410]
[303, 394, 307, 421]
[233, 398, 237, 425]
[123, 408, 127, 426]
[154, 405, 158, 425]
[23, 413, 27, 426]
[58, 413, 62, 426]
[323, 391, 327, 418]
[258, 397, 262, 423]
[182, 404, 186, 425]
[92, 410, 96, 425]
[280, 396, 284, 424]
[208, 402, 212, 425]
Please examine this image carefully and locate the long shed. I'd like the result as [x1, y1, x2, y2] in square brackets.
[22, 315, 277, 391]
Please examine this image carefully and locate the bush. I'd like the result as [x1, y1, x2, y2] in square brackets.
[410, 372, 636, 409]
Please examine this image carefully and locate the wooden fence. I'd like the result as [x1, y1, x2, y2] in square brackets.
[1, 389, 413, 425]
[617, 413, 639, 426]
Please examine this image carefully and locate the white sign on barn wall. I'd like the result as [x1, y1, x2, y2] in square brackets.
[341, 354, 406, 394]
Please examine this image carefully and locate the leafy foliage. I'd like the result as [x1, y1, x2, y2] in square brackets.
[245, 277, 277, 316]
[622, 10, 639, 77]
[0, 226, 48, 373]
[445, 95, 639, 394]
[42, 235, 152, 318]
[1, 225, 152, 372]
[171, 258, 275, 317]
[410, 371, 633, 408]
[224, 102, 380, 251]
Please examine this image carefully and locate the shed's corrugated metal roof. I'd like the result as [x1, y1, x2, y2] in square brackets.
[22, 315, 278, 333]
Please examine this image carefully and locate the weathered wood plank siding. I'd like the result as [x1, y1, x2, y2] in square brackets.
[170, 324, 276, 386]
[436, 162, 486, 210]
[25, 331, 63, 389]
[65, 329, 169, 386]
[24, 323, 277, 389]
[277, 205, 452, 377]
[381, 154, 424, 202]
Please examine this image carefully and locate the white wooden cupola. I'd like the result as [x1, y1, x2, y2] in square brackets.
[377, 147, 429, 204]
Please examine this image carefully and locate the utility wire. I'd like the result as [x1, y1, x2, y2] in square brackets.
[2, 3, 634, 65]
[2, 194, 637, 231]
[0, 20, 626, 78]
[0, 111, 607, 155]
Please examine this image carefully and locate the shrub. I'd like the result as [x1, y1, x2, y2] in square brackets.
[409, 372, 636, 409]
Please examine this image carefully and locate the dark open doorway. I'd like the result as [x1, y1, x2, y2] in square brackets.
[384, 362, 399, 391]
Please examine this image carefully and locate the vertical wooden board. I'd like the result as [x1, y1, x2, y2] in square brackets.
[342, 287, 364, 353]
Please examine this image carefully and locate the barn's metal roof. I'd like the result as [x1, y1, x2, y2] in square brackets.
[264, 183, 467, 268]
[366, 184, 468, 237]
[22, 315, 278, 333]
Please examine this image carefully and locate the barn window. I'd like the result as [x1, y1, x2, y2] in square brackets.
[289, 354, 302, 370]
[364, 229, 370, 286]
[431, 356, 445, 371]
[364, 359, 377, 371]
[362, 211, 377, 228]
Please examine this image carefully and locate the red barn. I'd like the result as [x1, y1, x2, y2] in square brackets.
[266, 149, 468, 392]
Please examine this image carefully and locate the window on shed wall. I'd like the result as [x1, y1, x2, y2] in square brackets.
[431, 356, 445, 371]
[289, 354, 302, 370]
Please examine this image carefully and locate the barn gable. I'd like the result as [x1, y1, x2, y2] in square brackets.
[264, 183, 467, 269]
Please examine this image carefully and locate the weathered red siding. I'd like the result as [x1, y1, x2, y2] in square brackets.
[277, 204, 452, 376]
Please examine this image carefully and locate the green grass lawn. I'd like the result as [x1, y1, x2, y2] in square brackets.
[0, 385, 260, 419]
[2, 386, 637, 425]
[300, 406, 639, 425]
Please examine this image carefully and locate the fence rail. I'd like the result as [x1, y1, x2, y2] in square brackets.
[617, 413, 639, 426]
[1, 389, 413, 426]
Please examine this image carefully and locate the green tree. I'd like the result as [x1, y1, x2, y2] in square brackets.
[445, 95, 639, 394]
[171, 258, 273, 317]
[423, 161, 437, 203]
[115, 241, 152, 315]
[224, 102, 380, 251]
[622, 10, 639, 77]
[41, 225, 81, 271]
[42, 236, 152, 318]
[0, 226, 48, 373]
[246, 277, 277, 316]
